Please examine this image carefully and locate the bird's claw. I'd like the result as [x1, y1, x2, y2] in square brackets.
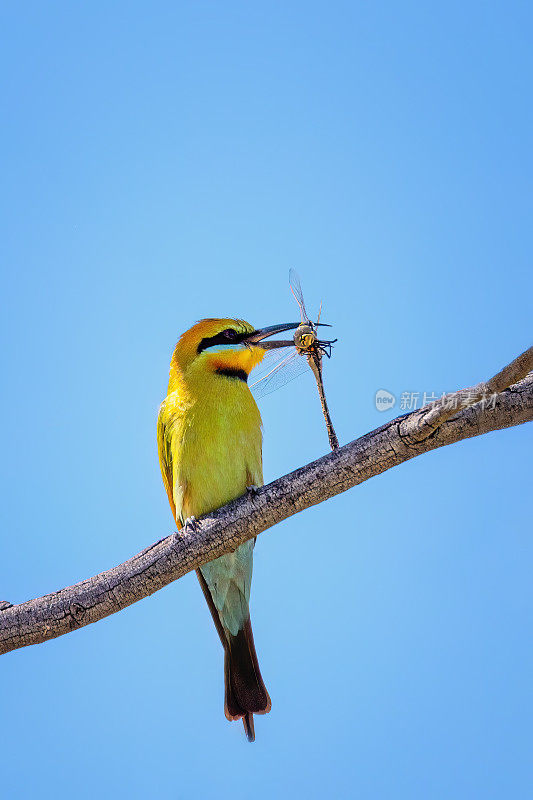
[182, 516, 199, 535]
[246, 485, 260, 497]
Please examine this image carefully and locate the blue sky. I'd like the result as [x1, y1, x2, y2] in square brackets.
[1, 2, 532, 798]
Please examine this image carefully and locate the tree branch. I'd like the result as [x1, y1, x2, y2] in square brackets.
[1, 348, 532, 656]
[400, 346, 533, 443]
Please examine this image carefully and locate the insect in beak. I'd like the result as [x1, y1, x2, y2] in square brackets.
[246, 322, 332, 350]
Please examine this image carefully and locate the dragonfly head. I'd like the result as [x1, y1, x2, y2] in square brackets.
[294, 324, 316, 352]
[293, 322, 337, 359]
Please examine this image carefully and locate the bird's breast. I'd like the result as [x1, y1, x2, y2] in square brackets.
[168, 380, 263, 523]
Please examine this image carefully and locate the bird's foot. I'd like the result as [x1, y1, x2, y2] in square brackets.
[246, 485, 260, 497]
[182, 516, 199, 535]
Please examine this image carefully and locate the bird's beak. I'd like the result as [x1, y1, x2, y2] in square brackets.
[245, 322, 301, 350]
[246, 321, 333, 350]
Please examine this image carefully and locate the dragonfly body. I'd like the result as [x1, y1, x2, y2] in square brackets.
[289, 270, 339, 450]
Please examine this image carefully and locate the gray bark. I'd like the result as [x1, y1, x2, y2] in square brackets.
[1, 348, 532, 656]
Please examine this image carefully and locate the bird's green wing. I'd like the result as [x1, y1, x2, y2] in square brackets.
[157, 400, 177, 525]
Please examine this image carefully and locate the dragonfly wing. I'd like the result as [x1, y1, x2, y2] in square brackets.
[289, 268, 309, 325]
[250, 348, 310, 399]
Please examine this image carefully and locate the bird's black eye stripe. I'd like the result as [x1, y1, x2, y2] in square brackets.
[197, 329, 248, 354]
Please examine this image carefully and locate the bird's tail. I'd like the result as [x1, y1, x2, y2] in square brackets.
[224, 616, 271, 742]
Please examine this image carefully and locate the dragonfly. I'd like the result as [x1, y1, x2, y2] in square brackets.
[250, 270, 339, 451]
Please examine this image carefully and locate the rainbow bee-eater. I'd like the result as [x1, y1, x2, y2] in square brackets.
[157, 318, 300, 741]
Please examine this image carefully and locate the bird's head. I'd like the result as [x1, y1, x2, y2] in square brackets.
[169, 318, 300, 389]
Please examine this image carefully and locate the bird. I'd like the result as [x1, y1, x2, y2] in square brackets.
[157, 317, 299, 741]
